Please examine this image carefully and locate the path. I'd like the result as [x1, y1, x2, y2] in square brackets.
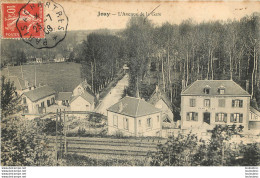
[95, 74, 129, 115]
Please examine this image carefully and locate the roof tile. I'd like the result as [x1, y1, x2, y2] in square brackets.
[181, 80, 250, 96]
[107, 96, 161, 117]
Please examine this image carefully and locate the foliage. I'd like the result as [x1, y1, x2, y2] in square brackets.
[36, 118, 63, 136]
[199, 125, 242, 166]
[238, 143, 260, 166]
[78, 33, 124, 94]
[150, 133, 200, 166]
[148, 125, 258, 166]
[1, 76, 21, 117]
[1, 117, 57, 166]
[65, 153, 145, 166]
[123, 14, 260, 109]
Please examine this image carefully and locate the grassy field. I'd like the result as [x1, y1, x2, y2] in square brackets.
[2, 62, 83, 92]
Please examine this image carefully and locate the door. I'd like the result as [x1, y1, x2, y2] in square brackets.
[203, 112, 211, 124]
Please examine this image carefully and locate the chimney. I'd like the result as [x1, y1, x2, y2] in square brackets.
[155, 85, 159, 93]
[246, 80, 249, 92]
[136, 88, 140, 98]
[25, 80, 29, 88]
[182, 79, 186, 91]
[119, 102, 123, 112]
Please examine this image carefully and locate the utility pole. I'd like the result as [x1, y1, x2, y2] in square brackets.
[91, 61, 94, 92]
[21, 65, 24, 79]
[7, 65, 10, 76]
[64, 109, 67, 156]
[55, 109, 58, 165]
[34, 60, 37, 86]
[59, 109, 62, 159]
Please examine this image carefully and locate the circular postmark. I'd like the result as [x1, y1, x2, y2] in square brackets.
[16, 0, 68, 49]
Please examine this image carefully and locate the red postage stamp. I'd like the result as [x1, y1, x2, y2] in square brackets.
[2, 3, 44, 39]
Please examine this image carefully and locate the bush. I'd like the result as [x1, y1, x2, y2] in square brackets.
[115, 131, 124, 138]
[1, 117, 57, 166]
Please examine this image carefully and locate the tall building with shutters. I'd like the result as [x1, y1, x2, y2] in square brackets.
[180, 80, 251, 131]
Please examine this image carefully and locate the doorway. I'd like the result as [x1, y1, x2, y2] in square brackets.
[203, 112, 211, 124]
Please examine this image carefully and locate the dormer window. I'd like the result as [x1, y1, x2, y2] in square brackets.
[218, 85, 225, 94]
[219, 89, 225, 94]
[204, 88, 210, 94]
[203, 85, 211, 94]
[78, 87, 83, 94]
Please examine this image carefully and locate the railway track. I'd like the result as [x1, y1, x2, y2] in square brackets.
[45, 136, 164, 158]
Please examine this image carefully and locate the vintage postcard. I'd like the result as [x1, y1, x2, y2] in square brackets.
[0, 0, 260, 174]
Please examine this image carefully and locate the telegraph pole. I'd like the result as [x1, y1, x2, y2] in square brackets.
[55, 109, 58, 165]
[59, 109, 62, 159]
[64, 109, 67, 156]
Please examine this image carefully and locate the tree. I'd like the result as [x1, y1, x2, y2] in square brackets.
[148, 125, 247, 166]
[1, 117, 57, 166]
[1, 76, 58, 166]
[149, 133, 200, 166]
[1, 76, 21, 117]
[238, 142, 260, 166]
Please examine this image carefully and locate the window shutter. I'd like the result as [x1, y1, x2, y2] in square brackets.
[195, 113, 198, 121]
[151, 118, 153, 128]
[224, 114, 227, 123]
[239, 100, 243, 108]
[232, 100, 235, 107]
[190, 99, 192, 107]
[186, 113, 190, 121]
[239, 114, 243, 123]
[230, 114, 234, 122]
[215, 113, 219, 122]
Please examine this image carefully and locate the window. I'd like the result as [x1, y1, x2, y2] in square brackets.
[218, 99, 225, 107]
[47, 100, 50, 107]
[123, 118, 129, 130]
[204, 99, 210, 107]
[23, 98, 26, 104]
[78, 87, 83, 94]
[138, 120, 141, 127]
[231, 113, 243, 123]
[51, 97, 55, 104]
[113, 115, 118, 127]
[147, 118, 152, 129]
[186, 112, 198, 121]
[190, 99, 196, 107]
[215, 113, 227, 122]
[41, 102, 45, 108]
[232, 100, 243, 108]
[204, 88, 210, 94]
[218, 88, 225, 94]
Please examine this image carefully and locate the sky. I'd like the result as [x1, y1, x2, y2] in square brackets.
[56, 1, 260, 31]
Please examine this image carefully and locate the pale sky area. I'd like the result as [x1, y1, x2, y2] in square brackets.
[57, 1, 260, 31]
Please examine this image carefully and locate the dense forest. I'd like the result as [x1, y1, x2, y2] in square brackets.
[1, 13, 260, 110]
[71, 13, 260, 110]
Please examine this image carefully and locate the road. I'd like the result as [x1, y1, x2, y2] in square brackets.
[95, 74, 129, 115]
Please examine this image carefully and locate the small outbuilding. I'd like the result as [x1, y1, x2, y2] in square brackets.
[107, 96, 162, 137]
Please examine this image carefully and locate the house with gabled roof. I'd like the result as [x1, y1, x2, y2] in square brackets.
[69, 79, 96, 111]
[249, 106, 260, 131]
[22, 85, 56, 114]
[70, 92, 96, 111]
[57, 92, 72, 106]
[107, 96, 162, 137]
[149, 85, 174, 124]
[73, 80, 92, 96]
[6, 76, 30, 95]
[181, 80, 251, 131]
